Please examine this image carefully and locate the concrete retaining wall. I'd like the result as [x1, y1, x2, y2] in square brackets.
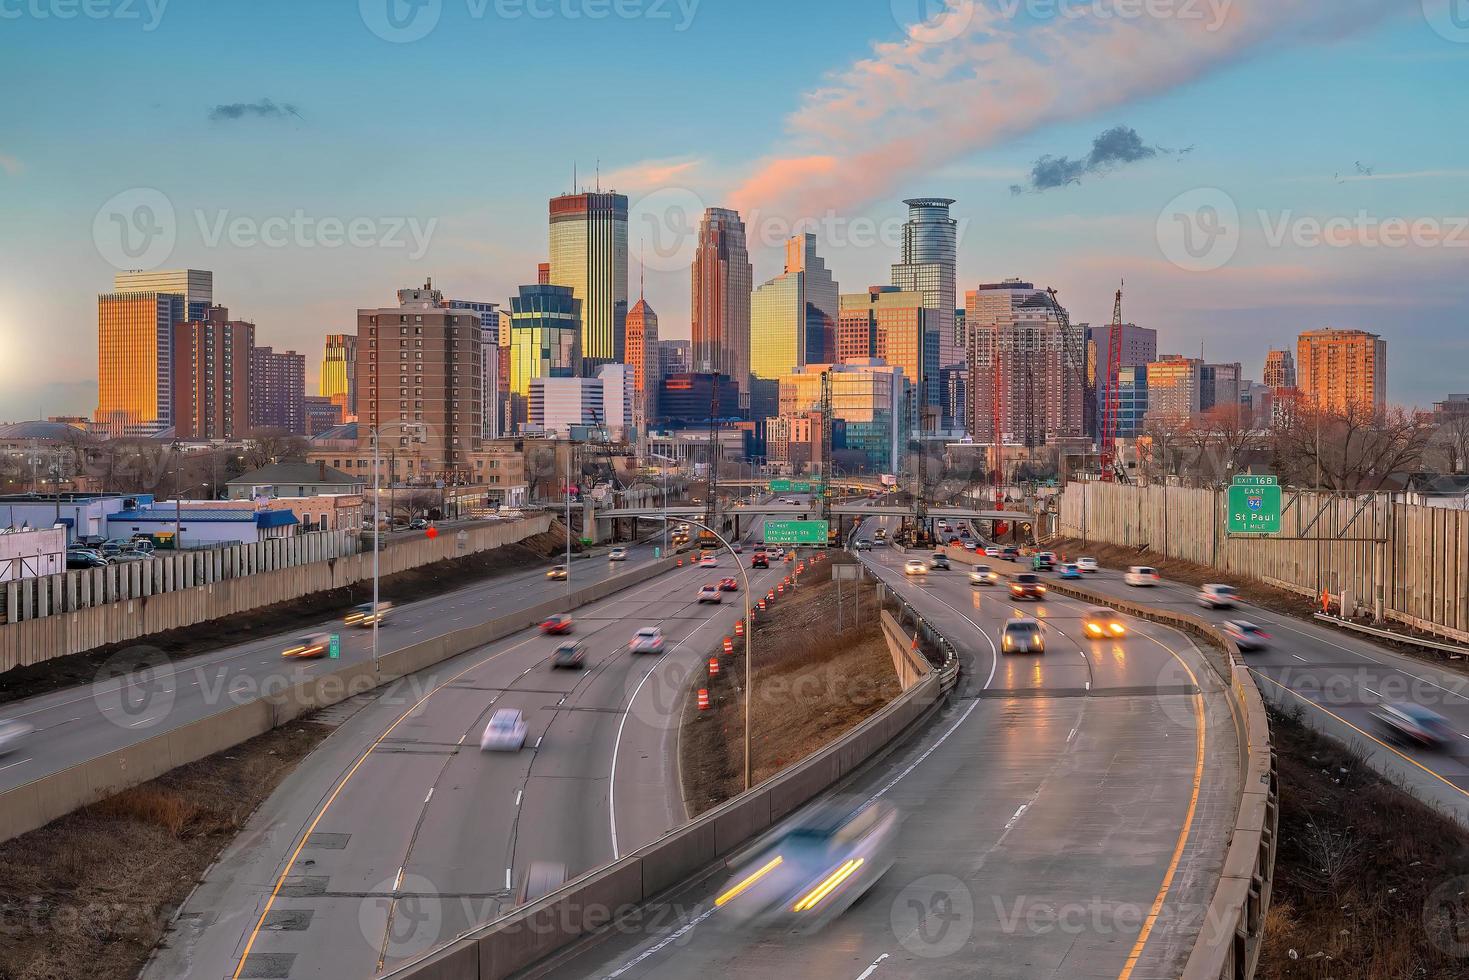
[0, 552, 677, 846]
[879, 610, 928, 691]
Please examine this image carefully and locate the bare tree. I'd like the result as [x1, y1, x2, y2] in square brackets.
[1271, 402, 1431, 492]
[1180, 403, 1259, 486]
[1430, 415, 1469, 474]
[242, 429, 309, 470]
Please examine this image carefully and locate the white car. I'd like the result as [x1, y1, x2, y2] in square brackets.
[480, 708, 527, 751]
[1075, 557, 1099, 573]
[697, 584, 723, 604]
[984, 547, 1001, 558]
[0, 718, 34, 755]
[1198, 584, 1238, 609]
[699, 554, 718, 568]
[630, 626, 665, 654]
[609, 546, 628, 562]
[904, 559, 928, 576]
[1124, 566, 1161, 587]
[1222, 620, 1271, 651]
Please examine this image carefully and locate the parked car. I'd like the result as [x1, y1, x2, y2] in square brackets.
[539, 613, 574, 634]
[630, 626, 665, 654]
[344, 601, 393, 627]
[1124, 566, 1161, 587]
[408, 518, 430, 531]
[111, 551, 154, 564]
[546, 564, 568, 581]
[1081, 607, 1127, 639]
[1075, 557, 1099, 573]
[1002, 618, 1046, 654]
[929, 552, 950, 571]
[1008, 573, 1047, 601]
[697, 584, 723, 604]
[282, 633, 332, 659]
[66, 551, 109, 569]
[718, 577, 740, 592]
[1221, 620, 1270, 651]
[904, 559, 928, 576]
[968, 566, 999, 586]
[0, 718, 35, 756]
[480, 708, 527, 751]
[1371, 703, 1452, 748]
[128, 539, 156, 555]
[608, 546, 628, 562]
[1198, 584, 1238, 609]
[552, 640, 586, 669]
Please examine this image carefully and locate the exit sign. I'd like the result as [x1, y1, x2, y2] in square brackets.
[1232, 474, 1278, 487]
[763, 520, 829, 545]
[1227, 484, 1281, 534]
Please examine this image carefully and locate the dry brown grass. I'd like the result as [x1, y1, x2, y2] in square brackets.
[680, 555, 900, 814]
[1258, 707, 1469, 979]
[0, 723, 329, 980]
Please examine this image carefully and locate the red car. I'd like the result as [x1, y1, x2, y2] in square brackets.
[718, 577, 739, 592]
[539, 613, 574, 634]
[751, 552, 769, 568]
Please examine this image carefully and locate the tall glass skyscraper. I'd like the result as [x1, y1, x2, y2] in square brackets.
[750, 234, 838, 420]
[508, 283, 582, 430]
[548, 192, 627, 374]
[691, 207, 753, 405]
[891, 198, 958, 376]
[320, 333, 358, 414]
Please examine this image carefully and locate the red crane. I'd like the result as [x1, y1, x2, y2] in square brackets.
[1099, 282, 1125, 482]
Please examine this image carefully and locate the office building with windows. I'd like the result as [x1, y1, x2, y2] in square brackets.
[750, 234, 838, 421]
[320, 333, 358, 417]
[776, 360, 904, 473]
[174, 305, 254, 440]
[891, 198, 958, 375]
[838, 286, 937, 431]
[548, 191, 627, 373]
[250, 346, 306, 434]
[113, 269, 213, 322]
[96, 290, 184, 435]
[1145, 355, 1203, 425]
[507, 283, 581, 431]
[625, 295, 658, 433]
[691, 207, 753, 402]
[1296, 328, 1386, 414]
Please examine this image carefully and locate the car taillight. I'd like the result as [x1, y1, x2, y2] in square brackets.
[1258, 632, 1271, 639]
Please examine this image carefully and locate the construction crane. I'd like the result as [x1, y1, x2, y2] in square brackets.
[1098, 282, 1127, 483]
[820, 368, 834, 523]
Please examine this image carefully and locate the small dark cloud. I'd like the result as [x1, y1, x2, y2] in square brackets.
[208, 98, 303, 123]
[1012, 126, 1182, 194]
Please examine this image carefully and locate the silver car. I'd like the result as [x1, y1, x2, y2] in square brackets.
[0, 719, 35, 756]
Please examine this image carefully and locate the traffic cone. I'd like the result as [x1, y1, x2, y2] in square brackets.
[723, 636, 733, 655]
[697, 689, 710, 711]
[758, 599, 767, 611]
[708, 657, 720, 677]
[735, 619, 745, 637]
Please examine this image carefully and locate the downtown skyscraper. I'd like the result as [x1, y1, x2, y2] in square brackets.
[548, 191, 627, 374]
[691, 207, 753, 407]
[891, 198, 959, 379]
[750, 234, 838, 421]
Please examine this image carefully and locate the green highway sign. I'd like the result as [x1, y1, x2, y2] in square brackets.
[328, 633, 341, 659]
[1227, 483, 1282, 534]
[769, 479, 792, 492]
[763, 519, 829, 545]
[1232, 474, 1278, 487]
[791, 481, 813, 493]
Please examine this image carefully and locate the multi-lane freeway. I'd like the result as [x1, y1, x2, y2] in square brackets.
[531, 510, 1241, 980]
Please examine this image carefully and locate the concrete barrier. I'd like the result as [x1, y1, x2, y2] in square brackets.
[880, 609, 928, 691]
[0, 557, 683, 845]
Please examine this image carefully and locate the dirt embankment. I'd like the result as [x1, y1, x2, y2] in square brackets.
[680, 554, 900, 815]
[0, 722, 330, 980]
[0, 527, 574, 708]
[1259, 706, 1469, 979]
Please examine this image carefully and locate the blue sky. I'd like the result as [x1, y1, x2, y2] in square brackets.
[1, 0, 1465, 420]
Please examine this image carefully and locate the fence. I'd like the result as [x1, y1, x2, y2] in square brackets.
[0, 515, 553, 672]
[1059, 482, 1469, 645]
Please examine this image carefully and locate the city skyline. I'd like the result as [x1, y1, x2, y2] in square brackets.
[2, 3, 1466, 422]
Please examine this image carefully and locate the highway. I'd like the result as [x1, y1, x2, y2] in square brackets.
[985, 545, 1469, 822]
[0, 526, 666, 794]
[532, 511, 1241, 980]
[143, 514, 807, 979]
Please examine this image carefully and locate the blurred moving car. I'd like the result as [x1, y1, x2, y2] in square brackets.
[609, 546, 628, 562]
[751, 551, 770, 568]
[1082, 607, 1127, 639]
[929, 552, 950, 571]
[1124, 566, 1161, 587]
[854, 539, 872, 551]
[0, 718, 35, 755]
[699, 552, 719, 568]
[1198, 584, 1238, 608]
[715, 798, 898, 930]
[962, 540, 979, 551]
[903, 559, 928, 577]
[984, 546, 1001, 558]
[1056, 563, 1082, 580]
[1221, 620, 1270, 651]
[968, 566, 999, 586]
[1076, 557, 1099, 573]
[1371, 703, 1452, 748]
[547, 564, 568, 581]
[1002, 618, 1045, 654]
[697, 584, 723, 604]
[344, 601, 392, 627]
[539, 613, 574, 634]
[1001, 547, 1020, 561]
[719, 577, 740, 592]
[516, 861, 568, 905]
[1032, 551, 1056, 571]
[1009, 573, 1047, 601]
[480, 708, 527, 751]
[282, 633, 332, 659]
[552, 640, 586, 669]
[630, 626, 665, 654]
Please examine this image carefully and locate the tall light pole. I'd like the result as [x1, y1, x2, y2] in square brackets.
[371, 421, 426, 665]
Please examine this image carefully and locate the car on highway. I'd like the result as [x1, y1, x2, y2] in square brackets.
[962, 540, 979, 551]
[630, 626, 665, 654]
[1002, 617, 1045, 654]
[1001, 547, 1020, 561]
[1056, 563, 1082, 580]
[873, 528, 886, 542]
[281, 633, 332, 659]
[1221, 620, 1270, 651]
[697, 584, 723, 604]
[546, 564, 568, 581]
[609, 546, 628, 562]
[984, 546, 1001, 558]
[928, 552, 950, 571]
[751, 551, 769, 568]
[732, 544, 743, 554]
[1081, 607, 1127, 639]
[539, 613, 574, 635]
[854, 539, 872, 551]
[552, 640, 586, 669]
[1198, 583, 1238, 609]
[903, 559, 928, 576]
[1032, 551, 1056, 571]
[344, 601, 392, 627]
[714, 798, 898, 930]
[480, 708, 528, 751]
[0, 718, 35, 755]
[699, 552, 719, 568]
[718, 577, 739, 592]
[968, 566, 999, 586]
[1372, 703, 1452, 748]
[1124, 566, 1161, 587]
[1076, 557, 1099, 573]
[1008, 573, 1047, 601]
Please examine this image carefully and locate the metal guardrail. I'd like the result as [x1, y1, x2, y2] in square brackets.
[1312, 612, 1469, 657]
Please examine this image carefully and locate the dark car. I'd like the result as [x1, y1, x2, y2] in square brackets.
[552, 641, 586, 669]
[66, 551, 108, 569]
[1008, 573, 1047, 601]
[1001, 547, 1020, 561]
[1371, 703, 1451, 748]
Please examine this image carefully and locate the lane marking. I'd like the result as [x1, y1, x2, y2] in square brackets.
[0, 758, 32, 773]
[1004, 804, 1028, 830]
[424, 788, 433, 804]
[506, 867, 512, 890]
[514, 789, 523, 807]
[854, 952, 890, 980]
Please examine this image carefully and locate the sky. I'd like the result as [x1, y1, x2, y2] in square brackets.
[1, 0, 1466, 421]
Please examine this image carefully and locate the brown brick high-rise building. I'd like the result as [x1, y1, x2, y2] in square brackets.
[249, 346, 306, 434]
[1296, 328, 1386, 415]
[173, 305, 254, 440]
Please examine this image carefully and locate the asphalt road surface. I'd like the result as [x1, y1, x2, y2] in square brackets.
[532, 510, 1240, 980]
